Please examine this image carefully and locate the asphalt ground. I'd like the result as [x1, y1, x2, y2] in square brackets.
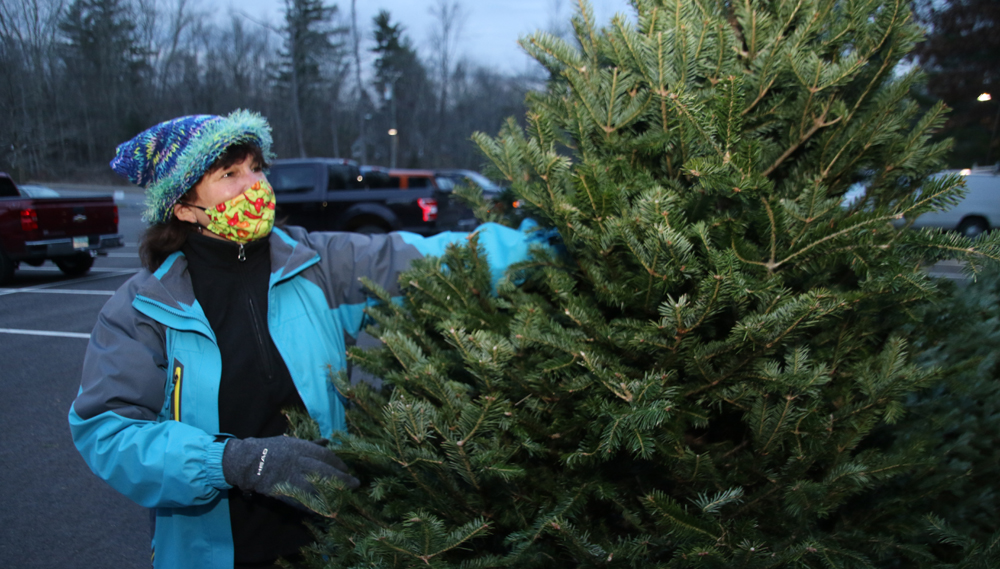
[1, 187, 149, 568]
[0, 183, 968, 568]
[0, 185, 382, 569]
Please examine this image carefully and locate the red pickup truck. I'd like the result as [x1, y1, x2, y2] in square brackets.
[0, 172, 123, 284]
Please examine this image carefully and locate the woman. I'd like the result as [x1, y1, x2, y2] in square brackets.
[68, 110, 540, 569]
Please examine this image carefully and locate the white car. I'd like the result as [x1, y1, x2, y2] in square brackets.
[910, 168, 1000, 238]
[845, 168, 1000, 238]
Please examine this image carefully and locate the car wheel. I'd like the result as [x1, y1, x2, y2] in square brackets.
[958, 218, 989, 239]
[0, 249, 15, 285]
[351, 224, 388, 234]
[54, 253, 95, 277]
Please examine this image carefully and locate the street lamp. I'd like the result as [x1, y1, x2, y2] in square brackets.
[388, 129, 398, 168]
[979, 93, 992, 102]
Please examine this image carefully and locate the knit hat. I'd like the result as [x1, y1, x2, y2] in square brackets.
[110, 110, 275, 223]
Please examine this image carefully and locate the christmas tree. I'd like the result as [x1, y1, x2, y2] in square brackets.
[287, 0, 1000, 566]
[883, 269, 1000, 567]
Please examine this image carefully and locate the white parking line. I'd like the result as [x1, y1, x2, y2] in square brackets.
[0, 328, 91, 339]
[0, 269, 138, 296]
[2, 289, 115, 295]
[18, 266, 137, 273]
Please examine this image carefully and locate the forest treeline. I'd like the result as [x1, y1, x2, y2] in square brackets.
[0, 0, 540, 182]
[2, 0, 996, 182]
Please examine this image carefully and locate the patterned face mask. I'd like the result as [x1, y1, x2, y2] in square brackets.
[182, 180, 276, 243]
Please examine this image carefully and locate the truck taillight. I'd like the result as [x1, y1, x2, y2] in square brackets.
[20, 209, 38, 232]
[114, 204, 119, 226]
[417, 198, 438, 222]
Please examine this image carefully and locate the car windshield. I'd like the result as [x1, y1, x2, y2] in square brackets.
[270, 166, 314, 192]
[463, 172, 501, 191]
[19, 185, 60, 198]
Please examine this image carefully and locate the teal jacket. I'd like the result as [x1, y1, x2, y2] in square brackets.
[69, 223, 540, 569]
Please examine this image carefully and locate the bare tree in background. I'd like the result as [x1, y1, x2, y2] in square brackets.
[212, 16, 274, 113]
[349, 0, 366, 163]
[427, 0, 465, 144]
[278, 0, 347, 158]
[0, 0, 66, 176]
[322, 13, 350, 158]
[0, 0, 529, 179]
[146, 0, 197, 105]
[58, 0, 148, 163]
[444, 62, 531, 168]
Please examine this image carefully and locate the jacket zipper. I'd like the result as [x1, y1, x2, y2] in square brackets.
[237, 243, 246, 262]
[246, 296, 275, 383]
[241, 259, 276, 385]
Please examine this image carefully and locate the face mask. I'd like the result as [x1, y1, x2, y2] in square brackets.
[182, 180, 276, 243]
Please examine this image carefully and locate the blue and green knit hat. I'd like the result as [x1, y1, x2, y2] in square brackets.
[110, 110, 275, 223]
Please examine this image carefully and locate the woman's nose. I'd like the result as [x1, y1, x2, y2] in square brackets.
[238, 168, 265, 185]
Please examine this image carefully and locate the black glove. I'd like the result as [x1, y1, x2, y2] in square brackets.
[222, 436, 359, 507]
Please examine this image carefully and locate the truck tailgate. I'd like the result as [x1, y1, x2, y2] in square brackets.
[32, 197, 118, 237]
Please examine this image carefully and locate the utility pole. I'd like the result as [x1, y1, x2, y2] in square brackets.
[385, 71, 401, 168]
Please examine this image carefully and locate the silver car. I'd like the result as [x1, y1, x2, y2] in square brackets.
[910, 168, 1000, 238]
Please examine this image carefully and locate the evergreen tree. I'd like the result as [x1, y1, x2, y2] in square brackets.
[278, 0, 347, 157]
[289, 1, 1000, 567]
[370, 10, 408, 90]
[370, 10, 432, 167]
[58, 0, 147, 162]
[883, 269, 1000, 565]
[913, 0, 1000, 167]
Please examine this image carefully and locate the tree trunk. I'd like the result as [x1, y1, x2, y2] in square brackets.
[291, 50, 307, 158]
[351, 0, 366, 164]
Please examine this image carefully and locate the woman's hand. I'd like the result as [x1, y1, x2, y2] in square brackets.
[222, 436, 359, 509]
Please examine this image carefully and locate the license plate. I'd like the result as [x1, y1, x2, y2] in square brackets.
[73, 236, 89, 250]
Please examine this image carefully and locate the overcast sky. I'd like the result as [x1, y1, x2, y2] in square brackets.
[230, 0, 633, 74]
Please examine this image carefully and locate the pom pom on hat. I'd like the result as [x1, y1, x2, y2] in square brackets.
[110, 110, 274, 223]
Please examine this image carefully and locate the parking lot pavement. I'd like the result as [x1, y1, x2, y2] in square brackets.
[0, 326, 149, 569]
[1, 206, 149, 568]
[925, 259, 967, 281]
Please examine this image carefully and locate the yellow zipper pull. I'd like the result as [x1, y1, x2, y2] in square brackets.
[171, 363, 183, 421]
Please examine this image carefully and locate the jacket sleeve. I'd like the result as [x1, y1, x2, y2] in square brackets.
[68, 282, 230, 509]
[295, 220, 549, 339]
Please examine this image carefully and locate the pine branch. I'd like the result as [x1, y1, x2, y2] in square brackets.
[770, 213, 902, 270]
[762, 95, 842, 177]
